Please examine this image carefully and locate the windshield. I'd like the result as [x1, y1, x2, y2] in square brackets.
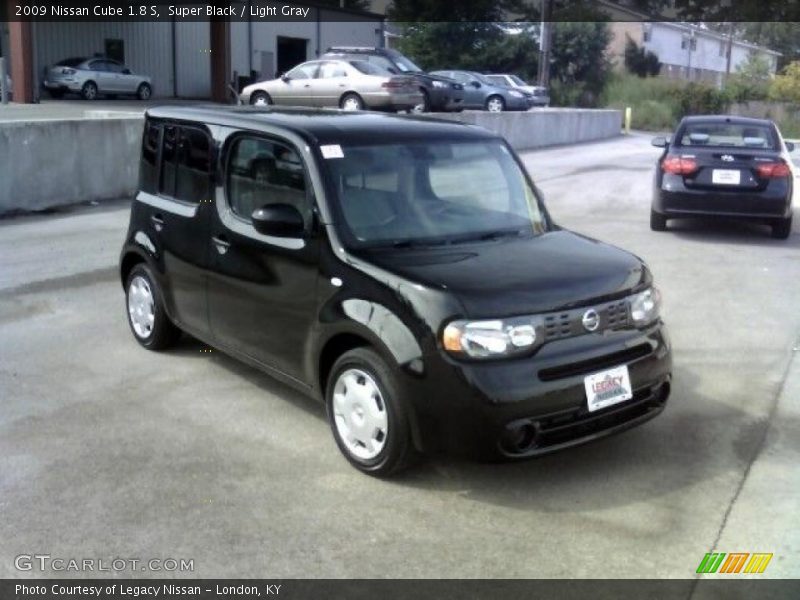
[326, 141, 548, 248]
[677, 122, 777, 149]
[472, 72, 493, 85]
[389, 52, 423, 74]
[486, 75, 507, 86]
[510, 75, 527, 86]
[349, 60, 389, 76]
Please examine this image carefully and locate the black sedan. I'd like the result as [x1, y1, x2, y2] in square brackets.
[651, 115, 795, 239]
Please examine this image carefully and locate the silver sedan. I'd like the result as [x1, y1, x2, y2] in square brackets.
[43, 57, 153, 101]
[240, 59, 422, 112]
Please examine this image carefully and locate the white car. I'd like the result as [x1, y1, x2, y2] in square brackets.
[1, 73, 11, 99]
[43, 57, 152, 100]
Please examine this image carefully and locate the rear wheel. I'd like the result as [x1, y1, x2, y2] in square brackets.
[486, 95, 505, 112]
[136, 83, 152, 101]
[340, 92, 364, 111]
[412, 89, 430, 113]
[250, 91, 271, 106]
[326, 348, 416, 476]
[650, 209, 668, 232]
[81, 81, 98, 101]
[771, 215, 792, 239]
[125, 263, 180, 350]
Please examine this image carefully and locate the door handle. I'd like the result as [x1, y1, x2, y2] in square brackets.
[150, 214, 165, 231]
[212, 235, 231, 255]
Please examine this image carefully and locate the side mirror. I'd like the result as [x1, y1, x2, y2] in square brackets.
[651, 136, 668, 148]
[122, 68, 131, 75]
[280, 74, 290, 83]
[470, 80, 481, 88]
[252, 204, 304, 238]
[785, 141, 795, 152]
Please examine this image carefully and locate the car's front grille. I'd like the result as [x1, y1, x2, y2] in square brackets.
[542, 299, 630, 343]
[538, 344, 652, 382]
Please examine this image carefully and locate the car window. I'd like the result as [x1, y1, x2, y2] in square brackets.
[286, 63, 319, 80]
[451, 72, 470, 83]
[365, 55, 399, 73]
[349, 61, 387, 76]
[319, 62, 348, 79]
[89, 60, 108, 71]
[105, 61, 125, 74]
[485, 75, 506, 86]
[510, 75, 527, 86]
[226, 137, 310, 227]
[677, 123, 776, 149]
[139, 121, 161, 195]
[156, 125, 212, 204]
[326, 141, 547, 247]
[57, 57, 86, 67]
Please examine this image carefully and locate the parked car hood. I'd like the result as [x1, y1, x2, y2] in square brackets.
[360, 230, 649, 317]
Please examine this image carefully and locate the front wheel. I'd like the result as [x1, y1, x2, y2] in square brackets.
[81, 81, 98, 101]
[136, 83, 152, 101]
[250, 91, 271, 106]
[326, 348, 416, 476]
[125, 263, 180, 350]
[486, 95, 505, 112]
[650, 209, 667, 232]
[771, 215, 792, 239]
[340, 92, 364, 111]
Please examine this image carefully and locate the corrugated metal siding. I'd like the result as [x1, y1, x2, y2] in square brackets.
[174, 21, 210, 98]
[33, 21, 174, 97]
[319, 20, 384, 54]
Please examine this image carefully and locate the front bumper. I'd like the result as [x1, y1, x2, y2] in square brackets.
[43, 79, 83, 92]
[406, 322, 672, 459]
[655, 175, 792, 220]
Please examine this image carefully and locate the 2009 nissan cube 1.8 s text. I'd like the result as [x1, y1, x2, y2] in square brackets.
[120, 106, 672, 476]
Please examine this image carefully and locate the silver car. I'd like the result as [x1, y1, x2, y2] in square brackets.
[240, 59, 422, 112]
[486, 74, 550, 107]
[43, 57, 153, 101]
[430, 70, 529, 112]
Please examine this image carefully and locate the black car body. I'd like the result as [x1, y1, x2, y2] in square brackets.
[651, 115, 795, 238]
[120, 106, 672, 475]
[322, 47, 464, 112]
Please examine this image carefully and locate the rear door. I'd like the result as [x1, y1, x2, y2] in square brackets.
[274, 62, 320, 106]
[206, 132, 320, 380]
[315, 61, 350, 107]
[136, 119, 213, 335]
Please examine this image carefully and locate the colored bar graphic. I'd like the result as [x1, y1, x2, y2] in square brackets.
[696, 553, 726, 574]
[744, 553, 773, 574]
[719, 553, 749, 573]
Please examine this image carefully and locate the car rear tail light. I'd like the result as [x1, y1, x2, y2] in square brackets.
[756, 162, 791, 178]
[382, 79, 405, 90]
[61, 68, 76, 75]
[661, 154, 698, 175]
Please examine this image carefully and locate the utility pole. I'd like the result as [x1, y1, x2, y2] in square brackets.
[537, 0, 553, 88]
[724, 21, 734, 86]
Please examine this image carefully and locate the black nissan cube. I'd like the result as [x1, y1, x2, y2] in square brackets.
[120, 106, 672, 476]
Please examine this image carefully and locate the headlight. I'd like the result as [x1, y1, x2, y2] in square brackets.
[443, 318, 537, 359]
[629, 287, 661, 326]
[431, 81, 447, 88]
[509, 90, 524, 98]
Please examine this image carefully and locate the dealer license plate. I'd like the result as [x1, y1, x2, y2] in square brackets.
[712, 169, 741, 185]
[584, 365, 633, 413]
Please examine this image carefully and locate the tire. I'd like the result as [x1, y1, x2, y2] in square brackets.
[325, 347, 417, 476]
[136, 83, 152, 101]
[486, 95, 505, 112]
[771, 215, 792, 239]
[340, 92, 364, 111]
[125, 263, 180, 350]
[412, 89, 430, 113]
[81, 81, 98, 101]
[48, 89, 65, 99]
[650, 209, 667, 232]
[250, 91, 271, 106]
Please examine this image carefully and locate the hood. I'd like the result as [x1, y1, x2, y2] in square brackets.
[360, 230, 649, 317]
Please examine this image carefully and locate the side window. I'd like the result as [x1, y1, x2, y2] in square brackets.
[226, 137, 310, 228]
[105, 61, 125, 73]
[139, 121, 161, 194]
[90, 60, 108, 72]
[320, 62, 347, 78]
[176, 127, 212, 204]
[158, 125, 212, 203]
[286, 63, 319, 79]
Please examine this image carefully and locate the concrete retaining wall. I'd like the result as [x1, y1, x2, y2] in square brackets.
[0, 117, 143, 215]
[0, 108, 622, 214]
[425, 108, 623, 151]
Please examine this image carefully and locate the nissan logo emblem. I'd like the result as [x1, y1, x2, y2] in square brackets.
[582, 309, 600, 332]
[721, 154, 734, 162]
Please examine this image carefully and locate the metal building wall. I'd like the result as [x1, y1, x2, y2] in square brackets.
[33, 21, 175, 97]
[174, 21, 211, 98]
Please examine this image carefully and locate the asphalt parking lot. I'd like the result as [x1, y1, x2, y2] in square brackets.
[1, 133, 798, 580]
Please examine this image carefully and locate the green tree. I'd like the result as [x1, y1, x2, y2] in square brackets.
[726, 53, 772, 102]
[549, 22, 612, 106]
[769, 61, 800, 104]
[624, 37, 661, 77]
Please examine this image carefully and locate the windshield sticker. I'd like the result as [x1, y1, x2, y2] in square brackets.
[320, 145, 344, 159]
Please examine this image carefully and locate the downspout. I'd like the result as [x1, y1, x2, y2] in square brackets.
[316, 8, 321, 57]
[171, 18, 177, 97]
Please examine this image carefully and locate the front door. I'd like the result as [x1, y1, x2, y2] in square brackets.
[273, 62, 320, 107]
[206, 132, 320, 381]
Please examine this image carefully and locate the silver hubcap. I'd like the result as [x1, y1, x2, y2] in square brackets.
[342, 97, 361, 111]
[140, 86, 150, 99]
[487, 98, 503, 112]
[254, 95, 268, 106]
[85, 85, 96, 99]
[127, 275, 155, 339]
[332, 369, 388, 461]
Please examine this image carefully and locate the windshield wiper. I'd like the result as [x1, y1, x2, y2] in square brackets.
[451, 229, 528, 244]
